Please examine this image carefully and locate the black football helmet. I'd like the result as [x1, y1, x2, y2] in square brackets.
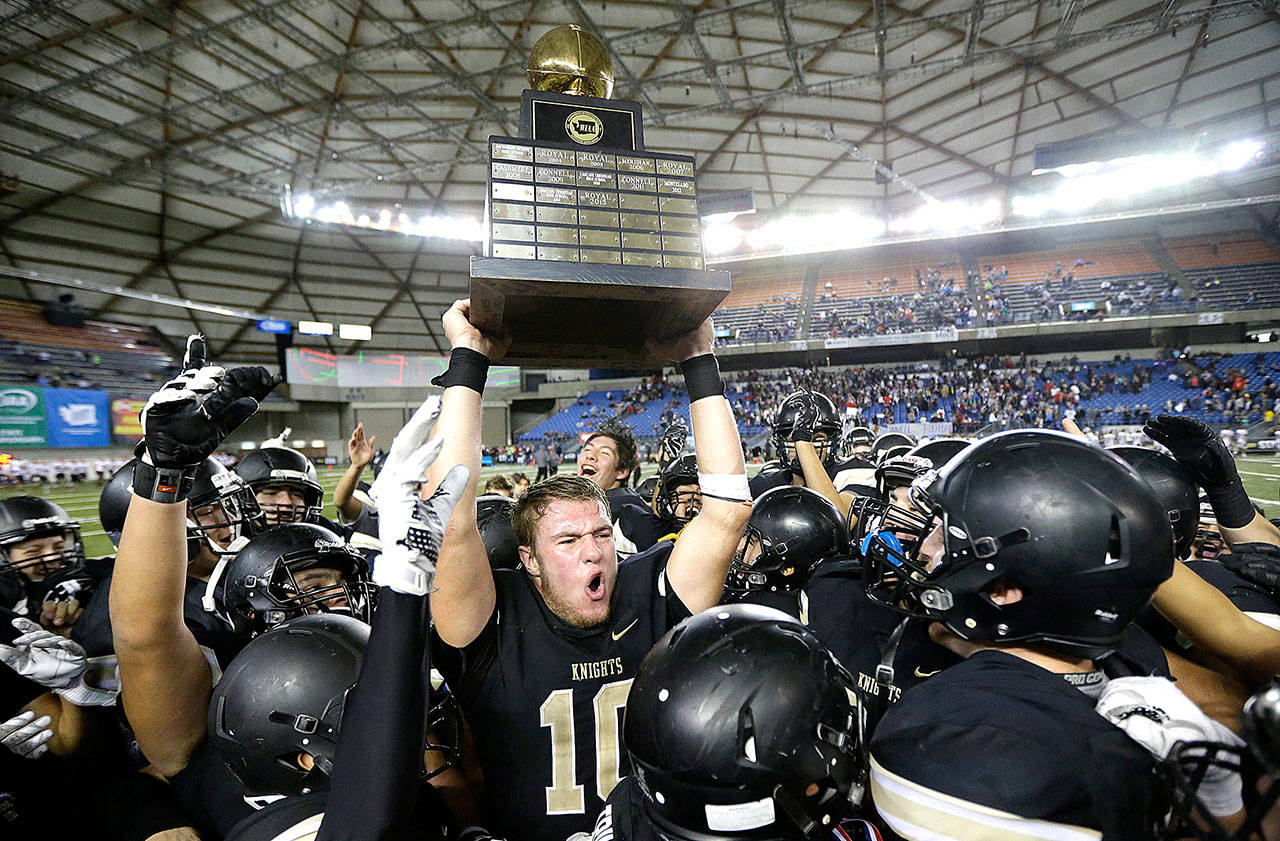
[206, 523, 373, 638]
[1162, 677, 1280, 841]
[625, 603, 864, 840]
[100, 458, 265, 560]
[234, 446, 323, 524]
[1109, 446, 1199, 560]
[725, 486, 849, 597]
[0, 497, 84, 581]
[636, 474, 660, 502]
[772, 391, 842, 470]
[476, 494, 519, 570]
[209, 613, 367, 796]
[869, 432, 915, 465]
[875, 454, 934, 499]
[841, 425, 875, 457]
[907, 438, 970, 470]
[655, 454, 700, 526]
[862, 430, 1175, 659]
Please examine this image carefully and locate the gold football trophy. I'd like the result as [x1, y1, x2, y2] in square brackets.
[469, 25, 731, 367]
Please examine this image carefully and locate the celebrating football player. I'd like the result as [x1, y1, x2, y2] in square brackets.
[428, 300, 752, 841]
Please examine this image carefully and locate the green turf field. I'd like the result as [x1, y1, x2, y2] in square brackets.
[2, 456, 1278, 560]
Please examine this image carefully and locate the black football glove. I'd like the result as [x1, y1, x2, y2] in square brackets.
[657, 423, 687, 469]
[136, 335, 280, 502]
[1219, 543, 1280, 597]
[1143, 414, 1254, 529]
[790, 390, 818, 443]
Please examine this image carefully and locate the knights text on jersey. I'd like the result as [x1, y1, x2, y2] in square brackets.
[433, 541, 689, 841]
[870, 650, 1163, 841]
[802, 561, 958, 706]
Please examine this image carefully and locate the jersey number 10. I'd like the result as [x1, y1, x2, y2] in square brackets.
[539, 679, 633, 814]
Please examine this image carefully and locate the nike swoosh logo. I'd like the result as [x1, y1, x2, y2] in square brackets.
[611, 618, 639, 641]
[914, 666, 942, 678]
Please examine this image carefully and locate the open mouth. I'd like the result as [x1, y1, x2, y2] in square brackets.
[579, 464, 597, 477]
[586, 570, 605, 601]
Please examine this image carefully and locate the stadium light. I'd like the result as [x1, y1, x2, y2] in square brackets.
[310, 439, 326, 448]
[338, 324, 372, 341]
[299, 320, 334, 336]
[285, 193, 485, 242]
[1011, 136, 1269, 219]
[1219, 139, 1263, 172]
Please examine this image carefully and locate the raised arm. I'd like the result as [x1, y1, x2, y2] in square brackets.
[111, 336, 278, 775]
[1153, 560, 1280, 689]
[1144, 414, 1280, 550]
[428, 300, 511, 648]
[656, 320, 753, 612]
[315, 399, 468, 841]
[333, 424, 377, 523]
[793, 392, 854, 517]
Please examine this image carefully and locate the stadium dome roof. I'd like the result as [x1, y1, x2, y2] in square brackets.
[1, 0, 1278, 359]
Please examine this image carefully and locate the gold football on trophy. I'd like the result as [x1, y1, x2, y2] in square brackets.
[527, 24, 615, 99]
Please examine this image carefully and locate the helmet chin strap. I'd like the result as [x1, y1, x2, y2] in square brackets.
[202, 534, 251, 620]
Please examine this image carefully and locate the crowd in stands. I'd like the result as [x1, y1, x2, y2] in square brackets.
[519, 350, 1280, 447]
[715, 239, 1279, 346]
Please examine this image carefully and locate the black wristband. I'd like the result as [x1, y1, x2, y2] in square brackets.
[132, 458, 196, 504]
[431, 347, 490, 393]
[1205, 482, 1256, 530]
[680, 353, 724, 402]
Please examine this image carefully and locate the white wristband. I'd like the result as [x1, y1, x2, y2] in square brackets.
[372, 547, 432, 597]
[697, 472, 752, 503]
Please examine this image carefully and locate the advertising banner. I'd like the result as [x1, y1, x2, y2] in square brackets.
[112, 398, 146, 438]
[0, 386, 46, 447]
[45, 388, 110, 447]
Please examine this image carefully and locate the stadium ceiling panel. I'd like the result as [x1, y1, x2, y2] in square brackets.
[0, 0, 1277, 361]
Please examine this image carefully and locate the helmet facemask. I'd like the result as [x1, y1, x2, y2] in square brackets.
[254, 480, 322, 526]
[188, 471, 265, 559]
[854, 490, 942, 618]
[658, 485, 702, 526]
[1162, 740, 1278, 841]
[267, 549, 374, 628]
[1, 522, 85, 582]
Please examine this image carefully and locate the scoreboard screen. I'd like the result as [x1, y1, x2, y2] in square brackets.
[287, 349, 518, 389]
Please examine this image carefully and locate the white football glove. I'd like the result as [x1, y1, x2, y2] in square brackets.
[0, 617, 86, 688]
[1097, 676, 1244, 817]
[369, 396, 470, 597]
[0, 711, 53, 759]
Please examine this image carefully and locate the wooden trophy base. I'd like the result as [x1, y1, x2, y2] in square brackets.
[470, 256, 730, 367]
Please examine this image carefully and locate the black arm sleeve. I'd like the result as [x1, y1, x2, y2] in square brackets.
[316, 587, 431, 841]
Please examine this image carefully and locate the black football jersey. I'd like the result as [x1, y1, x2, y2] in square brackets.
[73, 574, 244, 668]
[223, 782, 453, 841]
[748, 462, 796, 498]
[614, 503, 678, 555]
[433, 542, 689, 841]
[605, 485, 645, 516]
[749, 457, 872, 499]
[168, 739, 258, 839]
[870, 650, 1164, 841]
[801, 560, 959, 707]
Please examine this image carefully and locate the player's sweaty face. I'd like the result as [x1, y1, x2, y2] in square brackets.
[527, 499, 618, 629]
